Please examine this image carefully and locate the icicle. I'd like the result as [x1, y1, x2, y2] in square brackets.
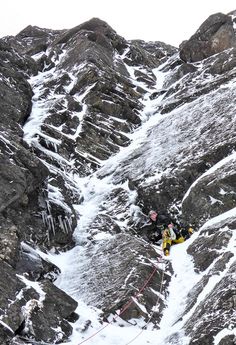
[48, 215, 55, 235]
[41, 210, 47, 227]
[58, 215, 65, 232]
[66, 216, 73, 233]
[46, 228, 50, 245]
[41, 201, 56, 242]
[63, 218, 69, 234]
[53, 142, 58, 153]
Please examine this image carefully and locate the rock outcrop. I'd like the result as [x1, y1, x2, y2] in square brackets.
[180, 12, 236, 62]
[0, 10, 236, 345]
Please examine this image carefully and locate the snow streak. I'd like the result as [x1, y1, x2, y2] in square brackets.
[23, 45, 236, 345]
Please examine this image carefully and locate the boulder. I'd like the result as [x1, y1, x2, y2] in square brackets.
[0, 258, 78, 344]
[182, 157, 236, 225]
[23, 281, 78, 343]
[16, 242, 60, 281]
[180, 13, 236, 62]
[65, 233, 170, 326]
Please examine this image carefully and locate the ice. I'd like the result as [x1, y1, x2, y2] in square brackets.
[21, 46, 236, 344]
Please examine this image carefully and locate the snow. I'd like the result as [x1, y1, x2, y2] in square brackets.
[17, 275, 46, 303]
[24, 69, 62, 145]
[202, 206, 236, 229]
[21, 45, 236, 345]
[209, 195, 223, 205]
[183, 151, 236, 202]
[153, 234, 199, 344]
[214, 327, 236, 344]
[219, 188, 227, 195]
[0, 320, 14, 334]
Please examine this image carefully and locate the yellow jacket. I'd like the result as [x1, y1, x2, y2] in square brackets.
[162, 228, 176, 240]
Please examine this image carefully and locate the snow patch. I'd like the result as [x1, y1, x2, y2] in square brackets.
[183, 151, 236, 202]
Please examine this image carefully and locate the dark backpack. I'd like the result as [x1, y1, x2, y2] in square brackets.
[173, 227, 181, 239]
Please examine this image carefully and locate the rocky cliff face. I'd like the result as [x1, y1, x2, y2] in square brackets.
[0, 12, 236, 345]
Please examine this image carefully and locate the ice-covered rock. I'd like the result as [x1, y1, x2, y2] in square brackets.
[0, 11, 236, 345]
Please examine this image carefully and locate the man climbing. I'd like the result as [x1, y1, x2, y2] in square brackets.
[139, 209, 172, 244]
[145, 210, 170, 243]
[140, 209, 194, 255]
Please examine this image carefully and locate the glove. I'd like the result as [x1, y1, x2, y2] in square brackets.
[188, 227, 194, 234]
[162, 229, 170, 240]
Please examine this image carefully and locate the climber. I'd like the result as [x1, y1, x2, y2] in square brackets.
[149, 210, 171, 228]
[162, 223, 194, 256]
[162, 224, 177, 256]
[145, 210, 170, 243]
[140, 210, 192, 255]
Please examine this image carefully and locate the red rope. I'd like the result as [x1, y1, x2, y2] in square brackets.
[124, 256, 165, 344]
[77, 263, 159, 345]
[118, 265, 157, 316]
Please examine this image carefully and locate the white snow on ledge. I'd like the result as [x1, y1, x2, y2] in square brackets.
[0, 320, 14, 334]
[17, 275, 46, 303]
[182, 151, 236, 202]
[214, 327, 236, 344]
[201, 206, 236, 229]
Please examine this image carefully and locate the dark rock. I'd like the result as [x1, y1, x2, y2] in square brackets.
[16, 242, 60, 281]
[184, 261, 236, 344]
[219, 335, 236, 344]
[41, 280, 78, 319]
[1, 278, 78, 344]
[0, 259, 34, 337]
[73, 233, 169, 325]
[0, 68, 33, 127]
[88, 214, 121, 240]
[0, 322, 14, 344]
[21, 280, 78, 343]
[187, 228, 232, 272]
[163, 63, 197, 88]
[180, 13, 236, 62]
[126, 39, 177, 68]
[0, 224, 20, 268]
[182, 158, 236, 225]
[12, 25, 62, 56]
[206, 48, 236, 75]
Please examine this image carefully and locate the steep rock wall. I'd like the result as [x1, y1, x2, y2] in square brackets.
[0, 12, 235, 345]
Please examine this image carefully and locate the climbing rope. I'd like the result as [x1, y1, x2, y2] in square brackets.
[77, 261, 162, 345]
[77, 227, 166, 345]
[124, 255, 165, 345]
